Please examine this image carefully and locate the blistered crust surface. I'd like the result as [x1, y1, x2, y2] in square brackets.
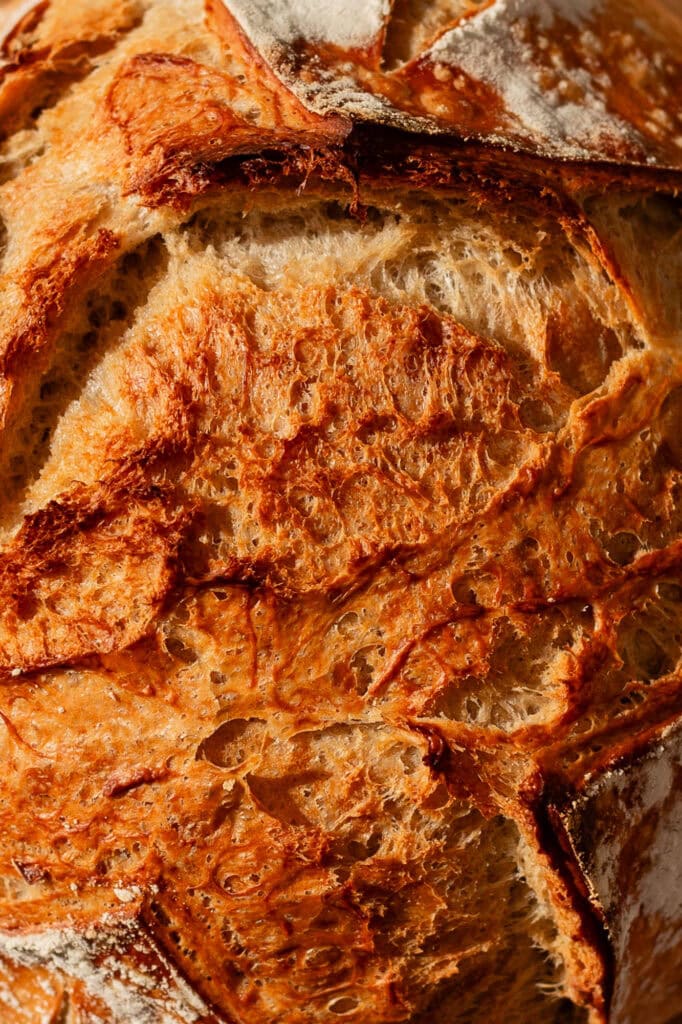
[0, 1, 681, 1023]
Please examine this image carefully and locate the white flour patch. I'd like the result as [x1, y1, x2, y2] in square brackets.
[0, 919, 210, 1024]
[427, 0, 643, 158]
[224, 0, 391, 49]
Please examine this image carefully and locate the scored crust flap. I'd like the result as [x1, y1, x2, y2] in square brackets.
[216, 0, 682, 167]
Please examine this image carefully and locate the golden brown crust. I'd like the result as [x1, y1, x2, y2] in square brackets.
[0, 2, 681, 1023]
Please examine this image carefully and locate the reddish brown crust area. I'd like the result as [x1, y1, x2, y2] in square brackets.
[0, 3, 681, 1023]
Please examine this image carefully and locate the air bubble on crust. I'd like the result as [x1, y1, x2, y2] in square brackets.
[197, 719, 267, 769]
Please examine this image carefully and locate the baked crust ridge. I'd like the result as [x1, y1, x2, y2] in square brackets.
[0, 2, 681, 1022]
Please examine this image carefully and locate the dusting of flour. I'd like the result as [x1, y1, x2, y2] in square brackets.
[0, 918, 211, 1024]
[224, 0, 391, 48]
[428, 0, 643, 159]
[222, 0, 656, 162]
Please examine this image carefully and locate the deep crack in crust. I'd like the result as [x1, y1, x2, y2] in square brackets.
[0, 1, 681, 1023]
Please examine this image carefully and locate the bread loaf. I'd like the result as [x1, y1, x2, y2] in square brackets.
[0, 1, 681, 1021]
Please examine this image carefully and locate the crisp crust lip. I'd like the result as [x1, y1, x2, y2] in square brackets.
[525, 776, 614, 1017]
[118, 119, 682, 211]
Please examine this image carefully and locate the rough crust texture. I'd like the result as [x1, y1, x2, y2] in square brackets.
[0, 1, 681, 1022]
